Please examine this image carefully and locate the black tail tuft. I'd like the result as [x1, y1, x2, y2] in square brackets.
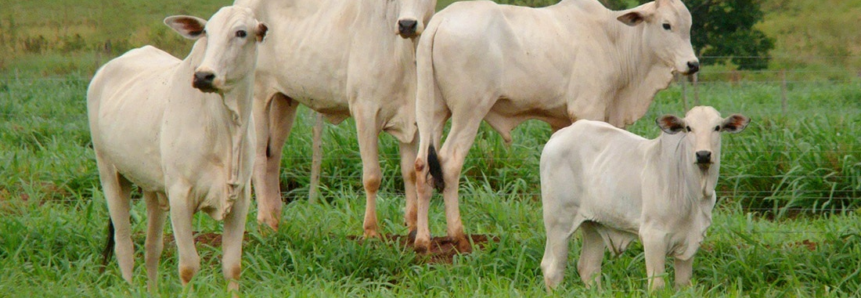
[427, 145, 445, 191]
[99, 219, 114, 274]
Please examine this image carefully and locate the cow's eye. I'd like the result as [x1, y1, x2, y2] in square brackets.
[685, 126, 692, 132]
[236, 30, 247, 38]
[714, 125, 720, 131]
[662, 23, 672, 30]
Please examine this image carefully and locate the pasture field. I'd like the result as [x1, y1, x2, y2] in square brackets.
[1, 73, 860, 297]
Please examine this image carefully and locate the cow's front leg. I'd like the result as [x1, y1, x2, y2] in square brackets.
[167, 184, 200, 289]
[641, 229, 669, 291]
[222, 187, 251, 295]
[399, 136, 419, 233]
[674, 256, 694, 289]
[353, 106, 383, 239]
[253, 92, 298, 231]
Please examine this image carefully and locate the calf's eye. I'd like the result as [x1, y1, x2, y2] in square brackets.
[714, 125, 720, 131]
[663, 23, 672, 30]
[236, 30, 247, 38]
[685, 126, 692, 132]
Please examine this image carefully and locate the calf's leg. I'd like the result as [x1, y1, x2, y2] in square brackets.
[167, 184, 200, 288]
[577, 222, 605, 290]
[144, 191, 168, 293]
[96, 155, 135, 284]
[353, 105, 383, 239]
[222, 188, 251, 293]
[674, 257, 694, 288]
[641, 229, 669, 291]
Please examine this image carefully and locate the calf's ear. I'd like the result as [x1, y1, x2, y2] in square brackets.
[256, 23, 268, 42]
[656, 115, 685, 134]
[164, 15, 207, 40]
[720, 114, 750, 133]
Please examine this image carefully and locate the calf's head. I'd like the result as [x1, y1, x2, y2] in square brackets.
[656, 106, 749, 171]
[394, 0, 437, 38]
[617, 0, 699, 75]
[164, 6, 268, 93]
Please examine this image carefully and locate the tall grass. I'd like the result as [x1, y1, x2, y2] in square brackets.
[1, 70, 860, 295]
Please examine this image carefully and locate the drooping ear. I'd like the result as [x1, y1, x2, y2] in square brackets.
[164, 15, 207, 40]
[256, 23, 268, 42]
[720, 114, 750, 133]
[617, 5, 653, 27]
[656, 115, 686, 134]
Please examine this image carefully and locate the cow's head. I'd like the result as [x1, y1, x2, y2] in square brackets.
[165, 6, 268, 93]
[656, 106, 749, 171]
[394, 0, 437, 38]
[617, 0, 699, 75]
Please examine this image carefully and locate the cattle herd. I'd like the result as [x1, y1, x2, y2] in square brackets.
[87, 0, 750, 294]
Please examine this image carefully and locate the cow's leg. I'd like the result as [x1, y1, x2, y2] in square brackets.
[414, 93, 449, 250]
[253, 92, 298, 231]
[641, 229, 669, 291]
[144, 191, 168, 293]
[96, 155, 134, 284]
[167, 184, 199, 288]
[399, 136, 419, 233]
[577, 222, 605, 290]
[436, 110, 489, 253]
[540, 211, 580, 292]
[353, 106, 383, 239]
[674, 257, 694, 288]
[222, 187, 251, 294]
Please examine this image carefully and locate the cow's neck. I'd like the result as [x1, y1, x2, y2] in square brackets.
[602, 10, 675, 128]
[179, 40, 255, 215]
[653, 133, 720, 211]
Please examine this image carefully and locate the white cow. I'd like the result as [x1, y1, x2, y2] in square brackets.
[233, 0, 437, 236]
[88, 7, 267, 292]
[413, 0, 699, 253]
[539, 107, 750, 291]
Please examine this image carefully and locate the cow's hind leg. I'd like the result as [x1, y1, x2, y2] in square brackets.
[96, 154, 135, 284]
[541, 210, 581, 292]
[353, 104, 383, 239]
[577, 222, 605, 290]
[222, 187, 251, 294]
[144, 191, 168, 293]
[436, 104, 494, 253]
[253, 92, 298, 231]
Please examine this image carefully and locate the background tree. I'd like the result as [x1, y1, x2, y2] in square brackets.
[490, 0, 774, 70]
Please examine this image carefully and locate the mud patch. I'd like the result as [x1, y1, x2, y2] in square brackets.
[350, 234, 499, 264]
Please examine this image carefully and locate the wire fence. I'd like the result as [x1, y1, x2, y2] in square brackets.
[2, 56, 860, 217]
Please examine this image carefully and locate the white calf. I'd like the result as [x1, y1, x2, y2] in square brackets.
[87, 6, 267, 292]
[540, 106, 749, 291]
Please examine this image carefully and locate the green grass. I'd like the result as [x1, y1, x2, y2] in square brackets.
[1, 73, 860, 296]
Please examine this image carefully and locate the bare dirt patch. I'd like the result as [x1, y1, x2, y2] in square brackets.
[350, 234, 500, 264]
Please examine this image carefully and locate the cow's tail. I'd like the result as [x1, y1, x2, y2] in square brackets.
[99, 218, 114, 273]
[416, 17, 446, 192]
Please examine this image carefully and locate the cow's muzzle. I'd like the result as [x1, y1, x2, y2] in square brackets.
[695, 150, 712, 168]
[685, 61, 700, 75]
[397, 19, 418, 38]
[192, 71, 218, 93]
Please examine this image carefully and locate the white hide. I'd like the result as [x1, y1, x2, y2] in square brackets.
[539, 106, 749, 291]
[87, 6, 265, 293]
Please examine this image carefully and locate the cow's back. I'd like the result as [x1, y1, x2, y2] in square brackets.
[88, 46, 179, 191]
[541, 120, 646, 232]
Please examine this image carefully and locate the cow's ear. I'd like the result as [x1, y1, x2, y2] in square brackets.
[164, 15, 207, 40]
[656, 115, 685, 134]
[255, 23, 268, 42]
[720, 114, 750, 134]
